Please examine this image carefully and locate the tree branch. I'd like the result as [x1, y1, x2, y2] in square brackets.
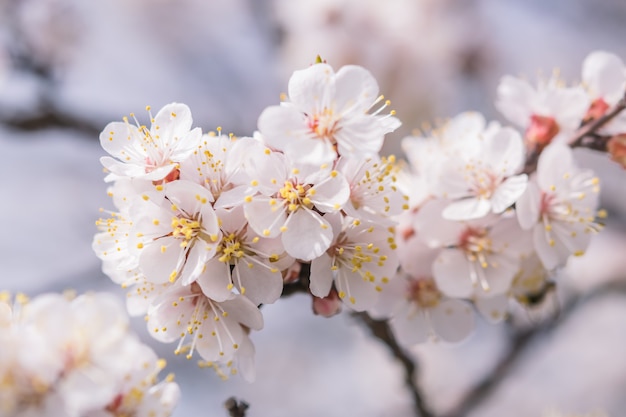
[442, 279, 626, 417]
[0, 105, 102, 137]
[570, 95, 626, 149]
[523, 92, 626, 174]
[224, 397, 249, 417]
[352, 311, 435, 417]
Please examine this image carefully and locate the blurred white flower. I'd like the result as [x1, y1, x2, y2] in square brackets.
[496, 73, 589, 148]
[516, 143, 602, 270]
[582, 50, 626, 134]
[309, 212, 399, 312]
[0, 291, 179, 417]
[433, 118, 528, 220]
[100, 103, 202, 182]
[374, 238, 474, 345]
[338, 155, 409, 225]
[415, 200, 531, 298]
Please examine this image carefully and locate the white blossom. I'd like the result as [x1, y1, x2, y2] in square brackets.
[100, 103, 201, 182]
[257, 62, 400, 166]
[243, 151, 350, 261]
[516, 143, 602, 270]
[309, 213, 399, 312]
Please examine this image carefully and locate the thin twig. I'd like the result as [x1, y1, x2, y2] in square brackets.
[570, 95, 626, 148]
[0, 106, 102, 137]
[353, 312, 435, 417]
[523, 92, 626, 174]
[442, 279, 626, 417]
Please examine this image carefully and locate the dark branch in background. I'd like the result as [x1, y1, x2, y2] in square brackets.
[353, 312, 435, 417]
[0, 106, 102, 137]
[442, 279, 626, 417]
[224, 397, 249, 417]
[280, 263, 434, 417]
[570, 95, 626, 149]
[523, 92, 626, 175]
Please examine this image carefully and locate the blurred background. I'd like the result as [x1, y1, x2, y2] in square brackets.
[1, 0, 626, 416]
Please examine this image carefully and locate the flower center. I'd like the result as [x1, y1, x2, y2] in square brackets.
[308, 108, 339, 142]
[278, 181, 314, 212]
[467, 168, 500, 199]
[526, 114, 559, 148]
[458, 226, 492, 261]
[407, 277, 441, 309]
[171, 217, 201, 248]
[217, 233, 245, 263]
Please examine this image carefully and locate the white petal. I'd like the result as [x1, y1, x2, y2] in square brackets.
[491, 174, 528, 213]
[197, 259, 233, 302]
[516, 181, 541, 230]
[582, 51, 626, 104]
[432, 249, 474, 298]
[309, 253, 335, 298]
[140, 238, 182, 284]
[282, 209, 334, 261]
[221, 296, 264, 331]
[334, 65, 379, 114]
[244, 198, 287, 238]
[310, 173, 350, 212]
[442, 198, 492, 221]
[496, 76, 536, 127]
[235, 261, 283, 305]
[152, 103, 194, 145]
[288, 63, 335, 111]
[335, 268, 378, 312]
[537, 143, 575, 190]
[430, 299, 474, 343]
[390, 303, 430, 346]
[414, 200, 464, 247]
[474, 294, 510, 323]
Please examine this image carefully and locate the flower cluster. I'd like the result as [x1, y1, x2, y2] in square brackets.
[93, 61, 404, 380]
[94, 51, 624, 378]
[389, 51, 620, 343]
[0, 291, 179, 417]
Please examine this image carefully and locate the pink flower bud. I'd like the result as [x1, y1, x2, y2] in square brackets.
[312, 288, 342, 318]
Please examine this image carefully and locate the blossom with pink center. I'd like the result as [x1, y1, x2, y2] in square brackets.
[309, 213, 399, 312]
[338, 155, 409, 225]
[146, 282, 262, 382]
[100, 103, 202, 182]
[243, 151, 350, 261]
[436, 122, 528, 220]
[373, 239, 474, 345]
[129, 180, 221, 286]
[415, 200, 531, 298]
[197, 206, 292, 305]
[0, 292, 179, 417]
[496, 74, 589, 148]
[179, 132, 260, 209]
[401, 112, 487, 196]
[257, 62, 400, 166]
[516, 143, 602, 270]
[582, 51, 626, 134]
